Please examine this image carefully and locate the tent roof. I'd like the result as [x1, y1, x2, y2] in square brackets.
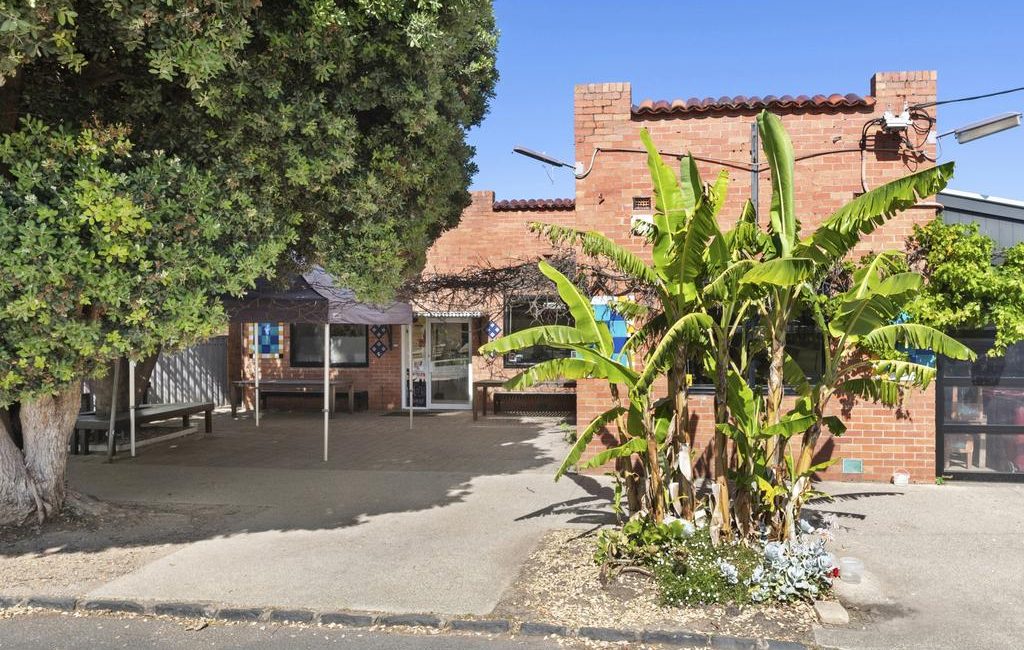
[224, 267, 413, 325]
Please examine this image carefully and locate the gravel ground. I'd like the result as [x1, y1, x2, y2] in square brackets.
[0, 500, 262, 597]
[494, 529, 817, 645]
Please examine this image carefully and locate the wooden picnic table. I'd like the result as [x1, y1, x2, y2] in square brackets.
[472, 379, 577, 420]
[231, 379, 354, 418]
[72, 401, 214, 455]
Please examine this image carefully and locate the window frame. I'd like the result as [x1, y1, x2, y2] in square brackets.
[935, 329, 1024, 481]
[502, 296, 573, 369]
[289, 323, 370, 368]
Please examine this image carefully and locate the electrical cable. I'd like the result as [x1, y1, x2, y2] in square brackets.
[911, 85, 1024, 109]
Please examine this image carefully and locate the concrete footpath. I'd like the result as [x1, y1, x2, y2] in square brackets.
[811, 481, 1024, 650]
[1, 412, 612, 616]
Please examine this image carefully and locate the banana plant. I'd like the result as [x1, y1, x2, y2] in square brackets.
[773, 251, 976, 538]
[740, 110, 956, 527]
[529, 131, 739, 527]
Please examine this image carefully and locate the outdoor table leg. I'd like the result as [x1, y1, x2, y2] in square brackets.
[205, 409, 213, 433]
[472, 385, 478, 421]
[329, 389, 337, 418]
[482, 385, 489, 417]
[348, 386, 354, 414]
[230, 384, 238, 417]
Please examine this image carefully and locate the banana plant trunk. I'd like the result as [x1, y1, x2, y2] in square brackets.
[610, 384, 642, 515]
[669, 353, 695, 520]
[766, 317, 788, 463]
[784, 400, 827, 540]
[713, 347, 733, 539]
[642, 409, 667, 522]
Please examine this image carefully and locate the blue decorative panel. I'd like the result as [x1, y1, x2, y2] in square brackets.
[370, 324, 389, 339]
[253, 322, 281, 357]
[370, 339, 388, 358]
[487, 321, 502, 340]
[592, 300, 630, 363]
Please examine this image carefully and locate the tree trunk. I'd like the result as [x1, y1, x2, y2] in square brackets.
[668, 352, 695, 520]
[0, 383, 82, 526]
[642, 409, 667, 522]
[765, 319, 788, 466]
[91, 354, 159, 414]
[713, 345, 733, 540]
[609, 384, 642, 516]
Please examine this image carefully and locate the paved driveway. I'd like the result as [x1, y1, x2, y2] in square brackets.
[2, 411, 611, 616]
[810, 481, 1024, 650]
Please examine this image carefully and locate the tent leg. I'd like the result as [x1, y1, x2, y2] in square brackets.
[324, 322, 330, 462]
[407, 323, 413, 430]
[129, 359, 136, 457]
[253, 323, 260, 428]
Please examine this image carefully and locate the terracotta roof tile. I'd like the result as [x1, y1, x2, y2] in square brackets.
[633, 93, 875, 116]
[492, 198, 575, 212]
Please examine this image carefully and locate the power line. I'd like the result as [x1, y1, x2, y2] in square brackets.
[912, 85, 1024, 109]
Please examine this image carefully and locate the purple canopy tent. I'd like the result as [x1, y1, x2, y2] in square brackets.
[222, 267, 414, 461]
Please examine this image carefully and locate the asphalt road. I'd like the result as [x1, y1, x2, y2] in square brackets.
[0, 613, 568, 650]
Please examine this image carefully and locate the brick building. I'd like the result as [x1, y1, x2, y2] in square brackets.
[233, 70, 959, 483]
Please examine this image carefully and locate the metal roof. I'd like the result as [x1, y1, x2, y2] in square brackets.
[938, 190, 1024, 250]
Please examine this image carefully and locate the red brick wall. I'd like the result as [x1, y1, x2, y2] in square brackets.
[572, 71, 942, 483]
[233, 322, 403, 412]
[422, 194, 580, 403]
[577, 382, 937, 483]
[230, 71, 944, 481]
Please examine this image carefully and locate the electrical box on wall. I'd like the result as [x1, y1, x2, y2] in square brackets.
[842, 458, 865, 474]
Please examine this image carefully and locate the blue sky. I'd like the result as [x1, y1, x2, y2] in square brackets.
[468, 1, 1024, 201]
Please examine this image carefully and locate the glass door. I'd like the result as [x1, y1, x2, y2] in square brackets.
[428, 321, 471, 408]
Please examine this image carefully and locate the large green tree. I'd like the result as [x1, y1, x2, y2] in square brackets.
[0, 0, 497, 525]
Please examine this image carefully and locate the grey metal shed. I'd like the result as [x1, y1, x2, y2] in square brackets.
[938, 189, 1024, 250]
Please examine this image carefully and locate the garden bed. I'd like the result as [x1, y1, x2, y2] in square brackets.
[494, 529, 818, 645]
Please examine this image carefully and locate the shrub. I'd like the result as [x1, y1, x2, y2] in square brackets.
[748, 525, 836, 603]
[655, 527, 760, 606]
[595, 517, 696, 569]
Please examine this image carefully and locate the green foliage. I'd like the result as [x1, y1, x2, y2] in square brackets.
[496, 112, 966, 547]
[0, 119, 283, 404]
[655, 528, 759, 606]
[595, 518, 693, 568]
[907, 218, 1024, 354]
[3, 0, 498, 302]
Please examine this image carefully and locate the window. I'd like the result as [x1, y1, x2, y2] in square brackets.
[503, 298, 572, 367]
[689, 318, 824, 388]
[937, 333, 1024, 477]
[290, 324, 369, 367]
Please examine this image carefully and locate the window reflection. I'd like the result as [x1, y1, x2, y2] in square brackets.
[944, 386, 1024, 426]
[944, 432, 1024, 474]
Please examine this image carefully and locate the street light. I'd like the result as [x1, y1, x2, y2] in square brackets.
[512, 146, 586, 177]
[938, 112, 1022, 144]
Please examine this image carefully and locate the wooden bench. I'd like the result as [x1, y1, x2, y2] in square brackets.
[231, 379, 354, 418]
[72, 401, 214, 455]
[473, 379, 576, 420]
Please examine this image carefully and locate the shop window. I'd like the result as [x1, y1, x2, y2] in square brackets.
[290, 324, 369, 367]
[938, 334, 1024, 477]
[503, 298, 572, 368]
